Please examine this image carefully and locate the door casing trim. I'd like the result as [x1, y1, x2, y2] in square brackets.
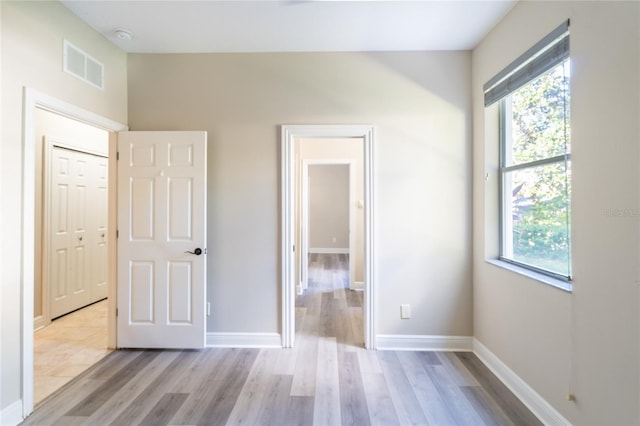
[280, 124, 375, 349]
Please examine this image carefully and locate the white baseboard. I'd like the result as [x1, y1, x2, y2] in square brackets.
[350, 281, 364, 291]
[473, 338, 570, 426]
[376, 334, 473, 351]
[34, 315, 46, 331]
[206, 332, 282, 348]
[0, 399, 23, 426]
[309, 248, 349, 254]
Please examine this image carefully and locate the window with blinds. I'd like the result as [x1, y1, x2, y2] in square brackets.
[486, 21, 572, 281]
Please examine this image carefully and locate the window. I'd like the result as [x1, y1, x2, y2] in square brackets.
[485, 21, 571, 280]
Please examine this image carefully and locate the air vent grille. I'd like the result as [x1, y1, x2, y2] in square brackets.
[63, 40, 104, 90]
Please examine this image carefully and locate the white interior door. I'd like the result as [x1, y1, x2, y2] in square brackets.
[117, 131, 207, 349]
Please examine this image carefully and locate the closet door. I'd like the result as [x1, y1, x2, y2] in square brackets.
[48, 144, 108, 319]
[90, 154, 109, 302]
[49, 146, 90, 318]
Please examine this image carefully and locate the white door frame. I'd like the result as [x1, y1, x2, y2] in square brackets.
[21, 87, 127, 417]
[281, 124, 375, 349]
[301, 159, 356, 293]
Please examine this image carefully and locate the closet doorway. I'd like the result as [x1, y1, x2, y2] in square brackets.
[33, 108, 111, 404]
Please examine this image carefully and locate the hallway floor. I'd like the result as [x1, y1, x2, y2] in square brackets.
[33, 299, 110, 405]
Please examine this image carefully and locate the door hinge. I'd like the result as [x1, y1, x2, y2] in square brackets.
[293, 244, 295, 252]
[116, 151, 120, 161]
[116, 307, 118, 317]
[116, 229, 119, 238]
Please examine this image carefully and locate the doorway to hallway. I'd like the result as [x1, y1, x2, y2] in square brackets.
[280, 124, 375, 349]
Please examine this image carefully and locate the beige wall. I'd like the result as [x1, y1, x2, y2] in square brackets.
[1, 0, 127, 413]
[308, 165, 349, 250]
[34, 109, 109, 321]
[472, 1, 640, 424]
[128, 51, 473, 336]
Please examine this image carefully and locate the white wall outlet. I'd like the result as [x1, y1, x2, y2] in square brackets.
[332, 236, 337, 243]
[401, 304, 411, 319]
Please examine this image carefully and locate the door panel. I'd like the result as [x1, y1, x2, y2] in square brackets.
[131, 178, 155, 239]
[73, 155, 87, 297]
[130, 261, 155, 323]
[168, 261, 192, 323]
[53, 249, 68, 299]
[91, 156, 109, 300]
[73, 243, 85, 295]
[49, 146, 102, 318]
[50, 148, 72, 318]
[168, 178, 193, 240]
[117, 131, 206, 349]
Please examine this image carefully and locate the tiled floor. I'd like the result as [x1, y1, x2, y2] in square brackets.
[33, 299, 111, 405]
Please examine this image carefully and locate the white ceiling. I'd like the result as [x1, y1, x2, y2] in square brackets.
[61, 1, 517, 53]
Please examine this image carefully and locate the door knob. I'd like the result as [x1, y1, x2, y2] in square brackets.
[185, 248, 203, 255]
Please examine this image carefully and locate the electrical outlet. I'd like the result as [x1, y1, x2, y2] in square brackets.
[332, 236, 337, 243]
[401, 304, 411, 319]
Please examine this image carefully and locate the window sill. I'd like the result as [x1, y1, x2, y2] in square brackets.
[485, 259, 573, 293]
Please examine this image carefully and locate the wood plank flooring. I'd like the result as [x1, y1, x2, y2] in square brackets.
[22, 254, 541, 426]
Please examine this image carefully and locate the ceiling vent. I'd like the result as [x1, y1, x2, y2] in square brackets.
[63, 40, 104, 90]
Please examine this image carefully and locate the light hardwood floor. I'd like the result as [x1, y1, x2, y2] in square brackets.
[23, 254, 541, 425]
[33, 299, 111, 405]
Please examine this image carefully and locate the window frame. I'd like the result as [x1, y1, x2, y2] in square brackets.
[486, 21, 572, 282]
[498, 99, 572, 281]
